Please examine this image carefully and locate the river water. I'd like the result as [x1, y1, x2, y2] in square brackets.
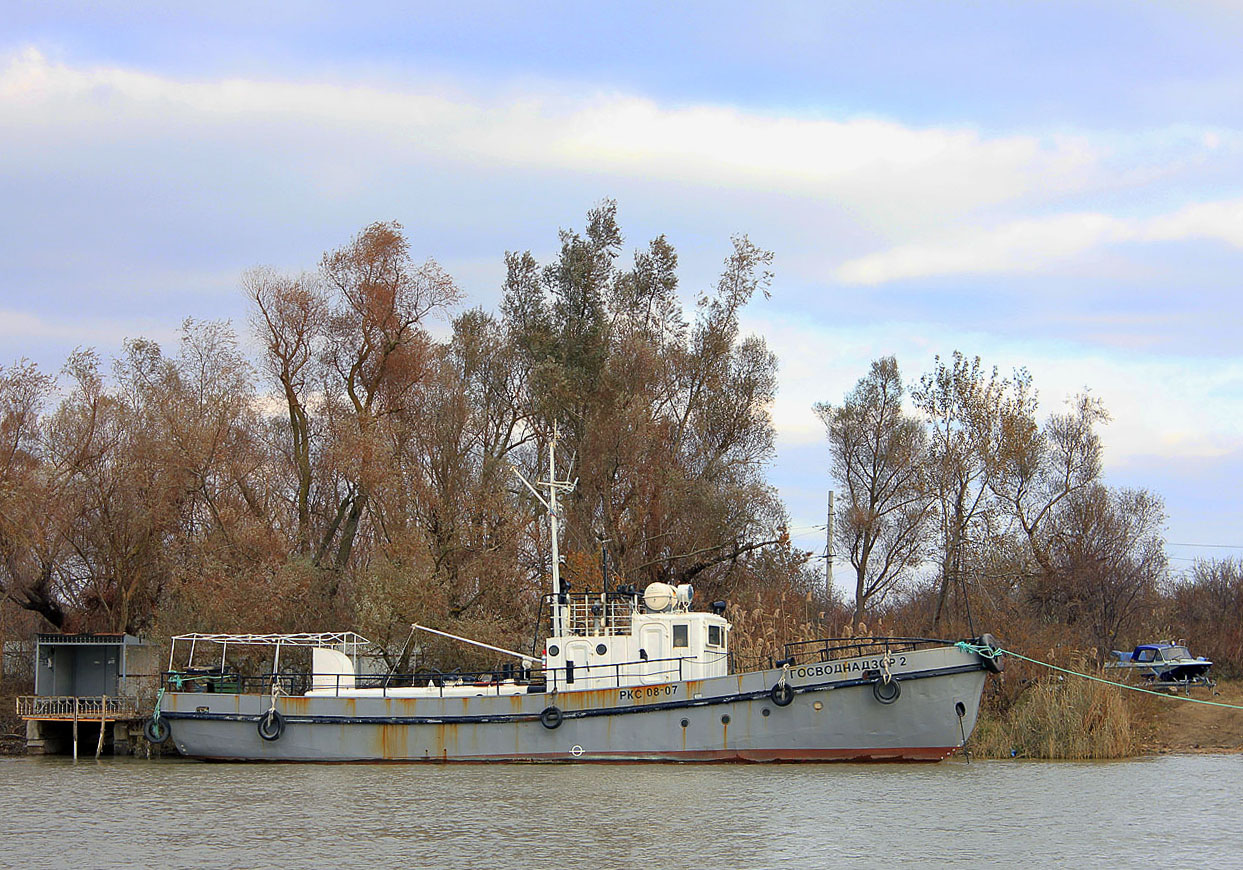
[1, 754, 1239, 869]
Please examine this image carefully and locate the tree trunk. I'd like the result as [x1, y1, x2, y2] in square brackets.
[333, 487, 368, 574]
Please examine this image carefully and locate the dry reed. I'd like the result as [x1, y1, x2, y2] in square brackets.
[969, 657, 1137, 759]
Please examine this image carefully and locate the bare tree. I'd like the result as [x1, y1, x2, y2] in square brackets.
[817, 357, 934, 626]
[247, 222, 461, 584]
[1044, 484, 1166, 654]
[317, 221, 461, 575]
[989, 378, 1109, 583]
[0, 360, 64, 627]
[1170, 559, 1243, 673]
[912, 351, 1006, 628]
[246, 268, 326, 553]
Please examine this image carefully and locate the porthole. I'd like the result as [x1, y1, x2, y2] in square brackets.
[813, 701, 823, 711]
[547, 644, 560, 657]
[721, 714, 731, 725]
[595, 643, 607, 655]
[761, 707, 771, 717]
[680, 718, 689, 728]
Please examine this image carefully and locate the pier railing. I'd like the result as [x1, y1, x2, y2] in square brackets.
[16, 695, 143, 721]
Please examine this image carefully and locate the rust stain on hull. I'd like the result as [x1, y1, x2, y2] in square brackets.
[280, 697, 309, 714]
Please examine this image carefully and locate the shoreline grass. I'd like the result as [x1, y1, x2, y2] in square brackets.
[969, 663, 1138, 759]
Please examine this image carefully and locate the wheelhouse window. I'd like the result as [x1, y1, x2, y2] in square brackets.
[707, 625, 723, 647]
[673, 624, 689, 648]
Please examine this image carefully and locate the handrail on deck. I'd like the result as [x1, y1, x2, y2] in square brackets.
[781, 636, 952, 666]
[156, 649, 735, 698]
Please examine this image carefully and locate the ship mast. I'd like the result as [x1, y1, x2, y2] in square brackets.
[545, 425, 570, 638]
[515, 424, 576, 640]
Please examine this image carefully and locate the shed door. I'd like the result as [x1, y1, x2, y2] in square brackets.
[72, 647, 109, 696]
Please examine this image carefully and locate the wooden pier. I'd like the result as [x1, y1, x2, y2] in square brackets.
[17, 695, 145, 757]
[14, 633, 154, 756]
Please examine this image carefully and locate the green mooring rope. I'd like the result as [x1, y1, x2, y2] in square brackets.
[954, 641, 1243, 711]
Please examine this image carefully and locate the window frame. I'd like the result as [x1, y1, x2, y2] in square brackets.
[672, 623, 689, 649]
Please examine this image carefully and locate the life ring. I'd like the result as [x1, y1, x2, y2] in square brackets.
[539, 706, 564, 729]
[144, 716, 171, 745]
[977, 634, 1004, 674]
[770, 682, 794, 707]
[257, 709, 285, 741]
[872, 676, 901, 704]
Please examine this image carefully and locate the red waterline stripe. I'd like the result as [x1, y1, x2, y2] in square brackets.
[194, 746, 961, 764]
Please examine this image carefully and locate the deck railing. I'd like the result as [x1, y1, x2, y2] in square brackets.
[16, 695, 143, 720]
[152, 648, 739, 697]
[780, 636, 950, 666]
[550, 591, 640, 638]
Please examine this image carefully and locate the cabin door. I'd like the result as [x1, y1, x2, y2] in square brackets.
[566, 641, 592, 686]
[640, 625, 668, 684]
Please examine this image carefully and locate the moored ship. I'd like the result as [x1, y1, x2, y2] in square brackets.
[148, 439, 1001, 762]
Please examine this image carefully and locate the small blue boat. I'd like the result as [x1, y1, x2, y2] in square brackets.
[1107, 642, 1215, 690]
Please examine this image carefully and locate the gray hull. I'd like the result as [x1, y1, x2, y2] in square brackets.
[162, 645, 989, 762]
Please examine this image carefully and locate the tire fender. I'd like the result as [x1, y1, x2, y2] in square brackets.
[977, 633, 1004, 674]
[257, 709, 285, 741]
[872, 676, 901, 704]
[144, 716, 171, 745]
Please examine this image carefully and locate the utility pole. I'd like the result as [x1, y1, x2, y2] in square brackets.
[825, 489, 836, 597]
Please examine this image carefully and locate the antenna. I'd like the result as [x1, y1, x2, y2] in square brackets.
[599, 534, 611, 594]
[826, 489, 836, 597]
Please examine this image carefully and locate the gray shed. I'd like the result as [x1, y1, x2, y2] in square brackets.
[18, 633, 153, 756]
[33, 632, 149, 698]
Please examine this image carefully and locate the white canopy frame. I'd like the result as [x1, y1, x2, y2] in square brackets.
[168, 632, 372, 673]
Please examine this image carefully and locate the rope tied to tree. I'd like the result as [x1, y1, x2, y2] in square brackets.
[955, 641, 1243, 711]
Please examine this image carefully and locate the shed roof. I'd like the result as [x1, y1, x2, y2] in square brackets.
[36, 633, 146, 646]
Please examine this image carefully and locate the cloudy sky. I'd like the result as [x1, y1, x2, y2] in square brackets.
[4, 1, 1243, 577]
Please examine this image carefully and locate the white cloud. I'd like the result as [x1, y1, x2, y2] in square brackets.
[0, 308, 178, 351]
[7, 43, 1243, 540]
[750, 312, 1243, 467]
[836, 197, 1243, 284]
[0, 47, 1102, 230]
[1143, 198, 1243, 247]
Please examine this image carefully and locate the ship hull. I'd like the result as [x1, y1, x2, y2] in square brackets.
[161, 645, 989, 762]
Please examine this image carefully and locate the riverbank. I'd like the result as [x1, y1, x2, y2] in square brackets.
[968, 673, 1243, 759]
[1138, 678, 1243, 754]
